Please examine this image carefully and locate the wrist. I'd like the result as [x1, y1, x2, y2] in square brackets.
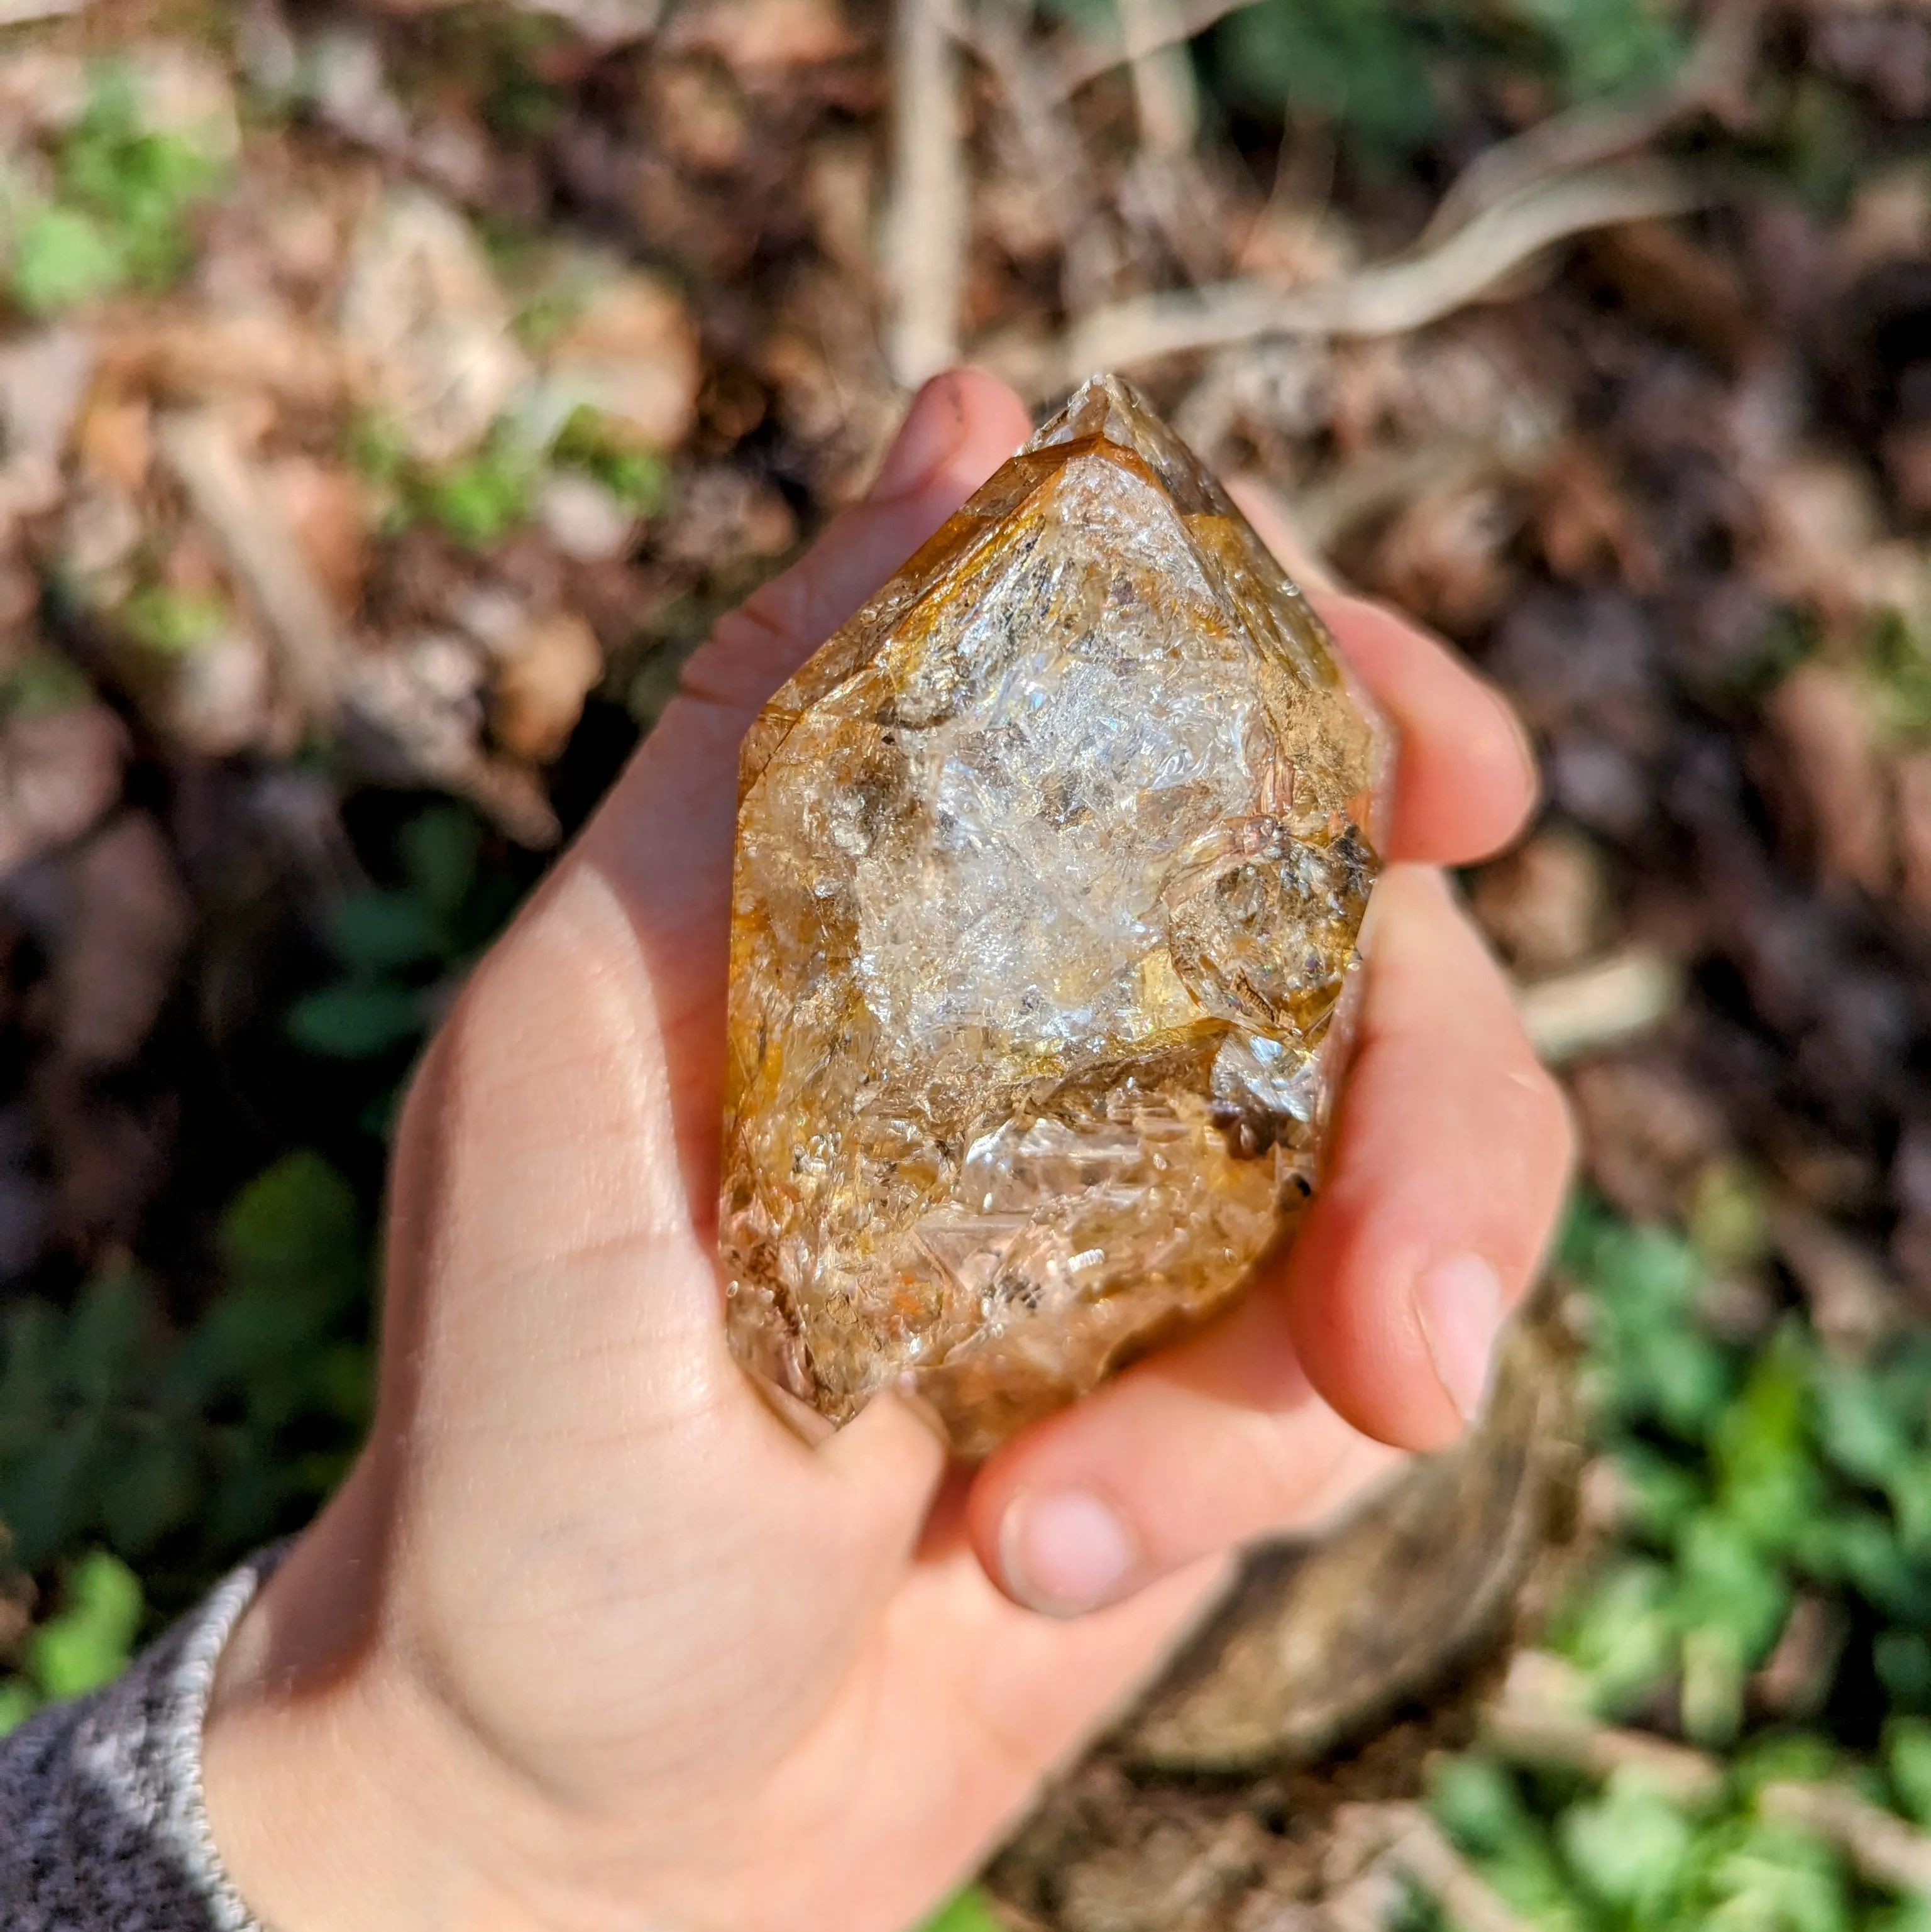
[201, 1468, 602, 1932]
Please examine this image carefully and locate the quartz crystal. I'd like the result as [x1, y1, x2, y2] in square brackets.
[721, 375, 1382, 1457]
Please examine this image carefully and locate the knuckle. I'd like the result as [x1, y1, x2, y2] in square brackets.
[677, 598, 798, 710]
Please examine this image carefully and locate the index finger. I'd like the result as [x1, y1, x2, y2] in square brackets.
[1322, 593, 1541, 865]
[1226, 479, 1539, 865]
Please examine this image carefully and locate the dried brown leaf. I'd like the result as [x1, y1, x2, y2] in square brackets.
[1895, 745, 1931, 926]
[490, 611, 603, 763]
[1569, 1056, 1728, 1224]
[1763, 662, 1893, 896]
[1585, 219, 1762, 368]
[1532, 439, 1659, 588]
[1358, 480, 1519, 635]
[663, 0, 861, 75]
[0, 706, 128, 879]
[55, 812, 192, 1069]
[339, 190, 530, 463]
[267, 458, 372, 621]
[1471, 826, 1612, 978]
[546, 273, 702, 452]
[75, 389, 153, 497]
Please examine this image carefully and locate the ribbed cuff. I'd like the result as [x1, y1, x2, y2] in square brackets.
[0, 1545, 285, 1932]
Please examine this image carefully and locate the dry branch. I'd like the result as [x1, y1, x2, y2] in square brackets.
[1769, 1206, 1900, 1356]
[1482, 1700, 1725, 1805]
[952, 0, 1120, 318]
[1478, 1687, 1931, 1899]
[1054, 0, 1252, 97]
[985, 161, 1712, 397]
[1421, 0, 1763, 243]
[1376, 1806, 1538, 1932]
[156, 412, 345, 720]
[0, 0, 84, 23]
[1761, 1782, 1931, 1895]
[1114, 0, 1199, 158]
[884, 0, 968, 387]
[1516, 945, 1683, 1064]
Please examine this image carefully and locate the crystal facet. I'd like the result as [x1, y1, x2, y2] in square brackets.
[721, 375, 1383, 1457]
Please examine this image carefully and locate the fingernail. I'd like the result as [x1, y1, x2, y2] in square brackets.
[871, 373, 969, 501]
[999, 1488, 1138, 1618]
[1414, 1253, 1503, 1423]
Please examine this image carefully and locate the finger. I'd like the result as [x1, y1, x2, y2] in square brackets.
[564, 369, 1035, 1168]
[574, 365, 1031, 941]
[1225, 477, 1538, 864]
[966, 864, 1570, 1616]
[417, 373, 1033, 1368]
[671, 368, 1035, 725]
[1282, 864, 1573, 1446]
[1320, 596, 1540, 864]
[967, 1290, 1406, 1616]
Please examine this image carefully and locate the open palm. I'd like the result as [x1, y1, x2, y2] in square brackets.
[202, 370, 1571, 1932]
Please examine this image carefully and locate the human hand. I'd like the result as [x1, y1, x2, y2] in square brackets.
[201, 370, 1572, 1932]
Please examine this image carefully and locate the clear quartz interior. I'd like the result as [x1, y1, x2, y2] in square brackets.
[720, 375, 1383, 1457]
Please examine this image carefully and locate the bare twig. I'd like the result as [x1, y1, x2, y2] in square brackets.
[1516, 945, 1683, 1064]
[156, 412, 344, 720]
[1482, 1701, 1726, 1806]
[1055, 0, 1252, 97]
[984, 160, 1712, 397]
[1769, 1207, 1900, 1356]
[1422, 0, 1763, 243]
[884, 0, 968, 387]
[1761, 1782, 1931, 1895]
[1293, 438, 1518, 556]
[1315, 1804, 1535, 1932]
[1377, 1807, 1538, 1932]
[1114, 0, 1198, 157]
[0, 0, 84, 22]
[1319, 1863, 1407, 1932]
[954, 0, 1119, 318]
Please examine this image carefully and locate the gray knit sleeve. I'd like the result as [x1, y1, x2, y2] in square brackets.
[0, 1555, 272, 1931]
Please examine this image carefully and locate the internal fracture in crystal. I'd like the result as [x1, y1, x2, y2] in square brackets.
[720, 374, 1382, 1457]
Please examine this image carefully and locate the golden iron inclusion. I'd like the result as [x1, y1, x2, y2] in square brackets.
[721, 375, 1382, 1457]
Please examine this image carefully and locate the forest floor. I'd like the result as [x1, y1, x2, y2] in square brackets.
[0, 0, 1928, 1924]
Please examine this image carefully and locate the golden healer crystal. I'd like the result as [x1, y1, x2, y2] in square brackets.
[720, 375, 1383, 1457]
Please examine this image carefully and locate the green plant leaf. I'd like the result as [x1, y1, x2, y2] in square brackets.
[417, 432, 540, 549]
[551, 406, 671, 515]
[218, 1152, 363, 1312]
[287, 981, 426, 1059]
[398, 806, 483, 920]
[1551, 1556, 1680, 1716]
[1208, 0, 1441, 158]
[1884, 1718, 1931, 1825]
[98, 1423, 197, 1555]
[1712, 1325, 1820, 1556]
[0, 1420, 102, 1571]
[1877, 1631, 1931, 1712]
[1429, 1754, 1539, 1860]
[61, 1268, 153, 1409]
[1558, 1771, 1695, 1916]
[0, 1679, 40, 1736]
[9, 206, 123, 316]
[327, 888, 448, 973]
[1504, 0, 1688, 104]
[31, 1551, 142, 1699]
[121, 586, 229, 656]
[915, 1887, 1008, 1932]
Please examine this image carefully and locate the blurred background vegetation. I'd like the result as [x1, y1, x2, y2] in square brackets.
[0, 0, 1927, 1924]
